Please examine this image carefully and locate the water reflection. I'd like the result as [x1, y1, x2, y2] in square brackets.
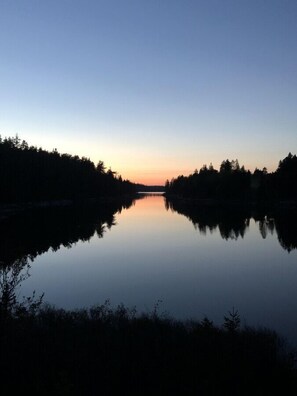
[1, 195, 297, 270]
[2, 194, 297, 345]
[0, 196, 141, 310]
[0, 197, 138, 266]
[165, 198, 297, 252]
[274, 213, 297, 252]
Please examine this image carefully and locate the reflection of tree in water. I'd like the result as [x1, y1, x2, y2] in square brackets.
[0, 197, 137, 265]
[257, 216, 275, 239]
[0, 197, 138, 312]
[254, 209, 297, 252]
[273, 211, 297, 253]
[165, 198, 297, 252]
[218, 218, 250, 240]
[165, 198, 251, 240]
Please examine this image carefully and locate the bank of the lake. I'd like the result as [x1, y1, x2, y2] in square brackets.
[0, 194, 139, 220]
[1, 301, 296, 395]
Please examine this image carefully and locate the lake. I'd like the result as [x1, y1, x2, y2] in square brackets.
[2, 193, 297, 345]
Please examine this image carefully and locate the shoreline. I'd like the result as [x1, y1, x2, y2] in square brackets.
[164, 194, 297, 210]
[0, 194, 138, 221]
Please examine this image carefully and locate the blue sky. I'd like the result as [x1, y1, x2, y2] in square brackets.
[0, 0, 296, 184]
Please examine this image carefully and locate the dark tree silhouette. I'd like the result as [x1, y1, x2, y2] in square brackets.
[0, 135, 136, 203]
[275, 153, 297, 201]
[165, 154, 297, 205]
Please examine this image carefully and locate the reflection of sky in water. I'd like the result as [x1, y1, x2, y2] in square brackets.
[21, 195, 297, 346]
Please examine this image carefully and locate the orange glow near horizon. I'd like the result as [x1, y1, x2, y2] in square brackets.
[127, 150, 283, 186]
[125, 174, 167, 186]
[121, 168, 195, 186]
[120, 158, 280, 186]
[20, 132, 281, 186]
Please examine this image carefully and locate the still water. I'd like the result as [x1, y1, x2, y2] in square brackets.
[3, 194, 297, 344]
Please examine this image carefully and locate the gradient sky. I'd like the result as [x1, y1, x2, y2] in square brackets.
[0, 0, 296, 185]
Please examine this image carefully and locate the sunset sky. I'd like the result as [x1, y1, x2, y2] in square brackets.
[0, 0, 296, 185]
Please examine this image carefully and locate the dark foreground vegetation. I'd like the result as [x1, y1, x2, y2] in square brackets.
[0, 294, 296, 395]
[165, 155, 297, 204]
[0, 135, 136, 203]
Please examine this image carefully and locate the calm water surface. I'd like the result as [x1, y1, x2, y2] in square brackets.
[14, 194, 297, 344]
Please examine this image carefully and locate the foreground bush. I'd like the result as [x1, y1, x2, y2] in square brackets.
[0, 302, 296, 395]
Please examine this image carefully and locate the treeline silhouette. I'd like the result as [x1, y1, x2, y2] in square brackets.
[166, 198, 297, 252]
[0, 135, 136, 203]
[165, 154, 297, 203]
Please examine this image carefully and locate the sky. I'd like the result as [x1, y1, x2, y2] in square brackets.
[0, 0, 296, 185]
